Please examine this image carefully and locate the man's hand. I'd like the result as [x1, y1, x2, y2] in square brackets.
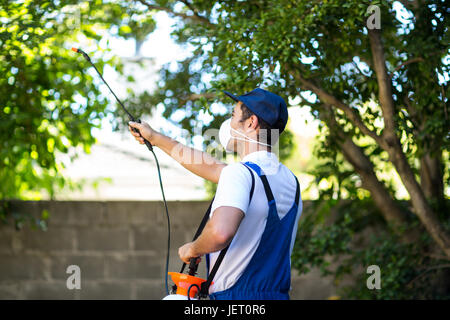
[178, 207, 243, 264]
[128, 120, 158, 145]
[178, 242, 201, 264]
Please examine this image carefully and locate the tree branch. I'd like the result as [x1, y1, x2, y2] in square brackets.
[288, 68, 383, 145]
[368, 29, 397, 135]
[318, 105, 418, 234]
[392, 57, 424, 75]
[407, 264, 450, 288]
[178, 92, 216, 106]
[391, 50, 447, 80]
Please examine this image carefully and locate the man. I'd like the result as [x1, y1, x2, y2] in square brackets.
[128, 88, 302, 300]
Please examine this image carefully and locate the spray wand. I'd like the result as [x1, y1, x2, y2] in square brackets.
[71, 47, 171, 295]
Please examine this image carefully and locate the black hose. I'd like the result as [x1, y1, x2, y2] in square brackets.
[187, 284, 200, 300]
[72, 48, 171, 296]
[150, 148, 171, 296]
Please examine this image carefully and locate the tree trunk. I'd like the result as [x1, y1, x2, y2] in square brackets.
[320, 107, 417, 237]
[420, 152, 444, 202]
[368, 28, 450, 258]
[384, 138, 450, 257]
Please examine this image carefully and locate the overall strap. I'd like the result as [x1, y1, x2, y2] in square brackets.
[246, 161, 300, 208]
[293, 174, 300, 206]
[199, 163, 255, 297]
[243, 161, 275, 204]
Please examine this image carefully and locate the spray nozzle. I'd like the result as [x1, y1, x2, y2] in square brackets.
[71, 47, 91, 62]
[70, 46, 153, 151]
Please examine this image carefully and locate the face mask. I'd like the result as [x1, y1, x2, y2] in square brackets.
[219, 118, 271, 152]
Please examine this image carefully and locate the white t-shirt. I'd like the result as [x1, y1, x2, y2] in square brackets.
[208, 150, 302, 293]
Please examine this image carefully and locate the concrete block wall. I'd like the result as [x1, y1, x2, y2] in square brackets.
[0, 200, 341, 299]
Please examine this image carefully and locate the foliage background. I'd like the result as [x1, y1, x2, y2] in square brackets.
[1, 0, 449, 298]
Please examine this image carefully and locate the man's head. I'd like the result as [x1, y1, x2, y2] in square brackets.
[222, 88, 288, 154]
[229, 101, 277, 150]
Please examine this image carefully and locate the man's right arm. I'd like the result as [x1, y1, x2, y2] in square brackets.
[128, 120, 226, 184]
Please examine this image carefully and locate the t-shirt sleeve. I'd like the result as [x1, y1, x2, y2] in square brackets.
[210, 163, 253, 215]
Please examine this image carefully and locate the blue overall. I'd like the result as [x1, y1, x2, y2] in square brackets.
[208, 161, 300, 300]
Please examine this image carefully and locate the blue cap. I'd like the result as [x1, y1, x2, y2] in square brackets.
[223, 88, 288, 132]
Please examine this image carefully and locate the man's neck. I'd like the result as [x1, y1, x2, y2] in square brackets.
[238, 142, 271, 159]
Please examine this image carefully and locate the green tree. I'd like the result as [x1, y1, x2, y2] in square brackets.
[0, 0, 155, 227]
[2, 0, 449, 297]
[122, 0, 449, 297]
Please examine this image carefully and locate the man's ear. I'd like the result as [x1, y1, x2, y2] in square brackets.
[246, 114, 259, 131]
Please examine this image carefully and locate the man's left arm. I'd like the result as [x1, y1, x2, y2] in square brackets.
[178, 206, 244, 264]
